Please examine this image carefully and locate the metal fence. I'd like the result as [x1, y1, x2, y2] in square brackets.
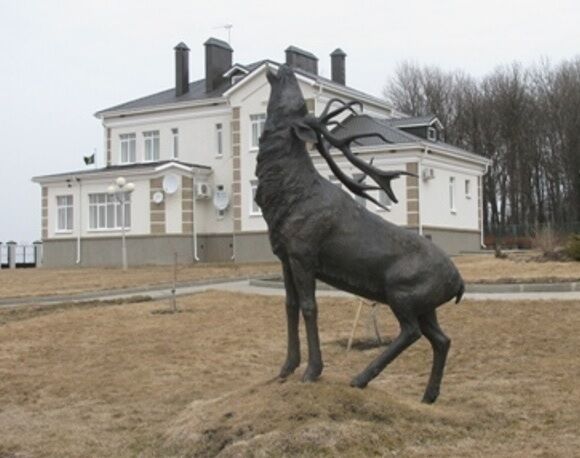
[485, 222, 580, 249]
[0, 243, 41, 268]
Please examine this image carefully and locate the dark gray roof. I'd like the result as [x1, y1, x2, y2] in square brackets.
[96, 58, 391, 117]
[331, 114, 482, 160]
[331, 115, 421, 146]
[95, 78, 229, 116]
[384, 115, 438, 128]
[33, 160, 209, 181]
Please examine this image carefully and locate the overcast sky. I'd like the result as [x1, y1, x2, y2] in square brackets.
[1, 0, 579, 243]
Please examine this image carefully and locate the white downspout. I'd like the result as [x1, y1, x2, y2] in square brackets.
[230, 186, 236, 260]
[75, 177, 82, 264]
[418, 148, 427, 236]
[192, 172, 200, 262]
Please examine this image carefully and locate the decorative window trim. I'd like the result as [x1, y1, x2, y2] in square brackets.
[465, 179, 472, 199]
[427, 127, 437, 141]
[449, 176, 456, 214]
[377, 190, 393, 212]
[143, 130, 160, 162]
[171, 128, 179, 159]
[88, 192, 131, 230]
[249, 180, 262, 216]
[56, 195, 74, 232]
[216, 123, 224, 157]
[119, 133, 136, 164]
[249, 114, 266, 152]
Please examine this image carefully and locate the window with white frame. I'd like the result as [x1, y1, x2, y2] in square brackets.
[250, 114, 266, 150]
[56, 195, 73, 232]
[88, 193, 131, 230]
[216, 123, 223, 157]
[250, 180, 261, 215]
[449, 177, 456, 212]
[465, 179, 471, 198]
[427, 127, 437, 141]
[171, 128, 179, 159]
[120, 133, 136, 163]
[143, 130, 160, 161]
[378, 190, 392, 210]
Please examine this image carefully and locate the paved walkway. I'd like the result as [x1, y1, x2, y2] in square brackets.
[1, 277, 579, 310]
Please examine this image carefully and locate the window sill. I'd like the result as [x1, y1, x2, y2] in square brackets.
[249, 147, 258, 153]
[465, 195, 472, 200]
[249, 213, 263, 218]
[215, 154, 224, 159]
[87, 228, 132, 233]
[55, 230, 73, 234]
[450, 209, 457, 215]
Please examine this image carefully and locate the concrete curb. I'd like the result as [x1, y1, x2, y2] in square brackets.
[249, 277, 580, 294]
[0, 275, 267, 308]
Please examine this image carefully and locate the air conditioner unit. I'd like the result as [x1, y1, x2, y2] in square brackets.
[422, 167, 435, 181]
[195, 182, 212, 199]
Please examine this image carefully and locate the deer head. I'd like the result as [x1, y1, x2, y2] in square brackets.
[293, 98, 417, 209]
[264, 65, 416, 209]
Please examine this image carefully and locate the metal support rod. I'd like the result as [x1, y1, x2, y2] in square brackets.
[346, 300, 364, 351]
[121, 194, 127, 271]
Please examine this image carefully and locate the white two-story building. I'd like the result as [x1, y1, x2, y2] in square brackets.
[32, 38, 490, 267]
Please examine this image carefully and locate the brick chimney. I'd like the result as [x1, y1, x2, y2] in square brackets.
[330, 48, 346, 85]
[285, 46, 318, 75]
[204, 37, 233, 93]
[174, 42, 190, 97]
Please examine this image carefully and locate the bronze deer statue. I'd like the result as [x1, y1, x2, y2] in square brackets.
[256, 65, 464, 403]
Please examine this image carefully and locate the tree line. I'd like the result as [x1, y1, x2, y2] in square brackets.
[384, 58, 580, 235]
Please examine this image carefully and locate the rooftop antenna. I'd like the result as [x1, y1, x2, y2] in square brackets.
[213, 24, 233, 44]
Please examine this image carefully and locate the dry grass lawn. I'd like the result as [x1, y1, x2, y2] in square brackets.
[0, 262, 281, 300]
[0, 291, 578, 457]
[452, 251, 580, 284]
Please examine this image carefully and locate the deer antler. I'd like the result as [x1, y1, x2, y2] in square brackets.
[305, 99, 417, 205]
[313, 132, 389, 210]
[319, 98, 363, 123]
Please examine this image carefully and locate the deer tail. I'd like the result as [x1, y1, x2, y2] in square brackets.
[455, 280, 465, 304]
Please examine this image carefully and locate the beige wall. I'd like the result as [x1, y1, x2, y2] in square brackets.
[104, 105, 235, 236]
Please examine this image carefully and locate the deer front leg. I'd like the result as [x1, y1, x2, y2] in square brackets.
[279, 261, 301, 378]
[288, 257, 323, 382]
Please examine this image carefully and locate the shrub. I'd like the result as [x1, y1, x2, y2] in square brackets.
[566, 234, 580, 261]
[532, 227, 565, 255]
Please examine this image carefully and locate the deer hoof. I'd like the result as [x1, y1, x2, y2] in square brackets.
[301, 364, 322, 383]
[278, 360, 300, 379]
[350, 375, 369, 389]
[421, 388, 440, 404]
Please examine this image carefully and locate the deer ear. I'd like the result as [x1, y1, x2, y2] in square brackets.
[291, 120, 318, 144]
[266, 69, 279, 85]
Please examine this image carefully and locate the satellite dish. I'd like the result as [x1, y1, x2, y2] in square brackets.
[163, 174, 180, 195]
[152, 191, 164, 204]
[213, 189, 230, 211]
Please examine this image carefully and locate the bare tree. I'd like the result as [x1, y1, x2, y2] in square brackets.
[383, 57, 580, 237]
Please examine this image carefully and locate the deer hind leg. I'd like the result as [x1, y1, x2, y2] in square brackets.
[351, 307, 421, 389]
[287, 257, 323, 382]
[418, 310, 451, 404]
[279, 261, 301, 378]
